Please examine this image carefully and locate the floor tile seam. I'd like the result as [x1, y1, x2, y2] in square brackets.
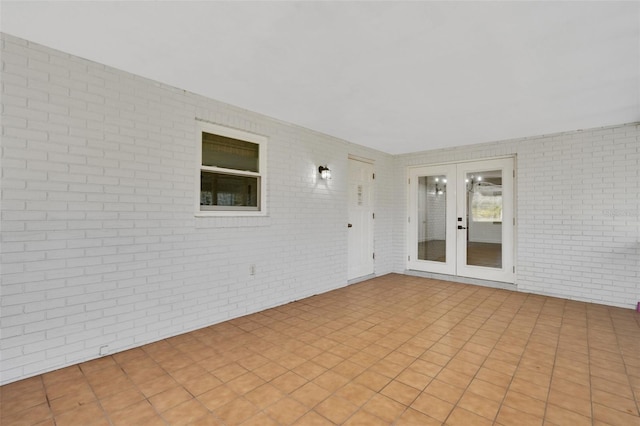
[606, 305, 640, 417]
[195, 394, 246, 426]
[430, 363, 493, 420]
[2, 377, 52, 424]
[400, 286, 500, 372]
[408, 390, 457, 423]
[543, 296, 592, 425]
[340, 281, 459, 361]
[327, 331, 440, 425]
[358, 387, 414, 425]
[313, 387, 384, 426]
[127, 354, 186, 396]
[411, 283, 497, 360]
[19, 376, 50, 418]
[100, 380, 168, 425]
[348, 404, 402, 425]
[253, 377, 373, 426]
[103, 351, 208, 424]
[50, 388, 111, 425]
[428, 286, 508, 425]
[50, 362, 116, 424]
[470, 292, 548, 425]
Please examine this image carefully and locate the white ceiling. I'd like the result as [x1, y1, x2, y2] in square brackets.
[2, 1, 639, 154]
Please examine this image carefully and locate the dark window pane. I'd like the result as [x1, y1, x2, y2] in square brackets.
[202, 132, 259, 172]
[200, 172, 259, 210]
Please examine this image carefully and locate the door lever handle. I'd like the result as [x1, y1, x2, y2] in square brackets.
[348, 223, 353, 228]
[457, 225, 467, 230]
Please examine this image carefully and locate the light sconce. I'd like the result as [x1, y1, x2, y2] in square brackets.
[435, 177, 447, 195]
[466, 175, 482, 192]
[318, 166, 331, 180]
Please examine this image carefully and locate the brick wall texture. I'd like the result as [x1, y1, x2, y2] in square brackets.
[1, 33, 638, 384]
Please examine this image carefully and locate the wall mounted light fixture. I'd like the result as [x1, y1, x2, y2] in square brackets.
[435, 176, 446, 195]
[466, 175, 482, 192]
[318, 166, 331, 180]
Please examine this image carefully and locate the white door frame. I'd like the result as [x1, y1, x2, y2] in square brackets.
[408, 164, 457, 275]
[456, 158, 515, 283]
[407, 157, 515, 283]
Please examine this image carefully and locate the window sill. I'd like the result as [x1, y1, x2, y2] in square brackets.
[196, 210, 266, 217]
[194, 213, 271, 228]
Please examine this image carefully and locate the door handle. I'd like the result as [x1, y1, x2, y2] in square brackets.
[348, 223, 353, 228]
[458, 225, 467, 230]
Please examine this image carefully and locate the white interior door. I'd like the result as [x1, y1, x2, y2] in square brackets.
[408, 158, 515, 283]
[348, 158, 374, 280]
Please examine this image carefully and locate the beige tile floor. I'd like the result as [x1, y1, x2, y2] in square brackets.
[1, 274, 639, 425]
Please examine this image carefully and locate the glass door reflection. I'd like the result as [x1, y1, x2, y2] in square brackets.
[417, 175, 447, 262]
[464, 170, 502, 268]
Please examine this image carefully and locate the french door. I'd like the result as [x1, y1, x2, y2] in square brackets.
[408, 158, 515, 283]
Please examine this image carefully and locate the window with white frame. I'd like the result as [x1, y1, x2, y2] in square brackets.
[197, 122, 267, 215]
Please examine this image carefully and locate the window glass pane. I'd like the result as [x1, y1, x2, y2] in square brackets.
[200, 171, 259, 209]
[202, 132, 259, 172]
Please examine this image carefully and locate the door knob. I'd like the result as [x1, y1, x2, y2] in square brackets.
[458, 225, 466, 230]
[348, 223, 353, 228]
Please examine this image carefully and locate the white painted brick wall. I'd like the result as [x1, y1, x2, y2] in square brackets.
[0, 34, 395, 385]
[394, 124, 640, 310]
[2, 32, 637, 386]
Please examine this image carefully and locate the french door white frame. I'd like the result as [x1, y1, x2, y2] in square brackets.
[408, 157, 515, 283]
[408, 164, 457, 275]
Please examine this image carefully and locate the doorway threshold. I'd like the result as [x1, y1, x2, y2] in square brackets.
[404, 269, 516, 291]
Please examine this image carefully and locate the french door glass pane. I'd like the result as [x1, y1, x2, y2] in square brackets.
[465, 169, 502, 268]
[417, 175, 447, 262]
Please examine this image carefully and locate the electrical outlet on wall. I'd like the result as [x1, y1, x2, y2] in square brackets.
[99, 345, 109, 356]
